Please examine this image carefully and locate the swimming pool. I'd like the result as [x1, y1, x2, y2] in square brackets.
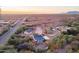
[33, 34, 44, 43]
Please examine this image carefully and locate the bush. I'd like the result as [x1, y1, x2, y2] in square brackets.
[71, 40, 79, 52]
[0, 45, 17, 53]
[15, 25, 27, 34]
[8, 38, 20, 46]
[65, 45, 73, 53]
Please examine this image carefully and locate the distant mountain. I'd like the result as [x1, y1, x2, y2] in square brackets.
[66, 11, 79, 14]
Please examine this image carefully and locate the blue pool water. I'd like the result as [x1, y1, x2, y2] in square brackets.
[34, 34, 44, 43]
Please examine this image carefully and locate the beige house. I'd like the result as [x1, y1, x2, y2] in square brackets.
[34, 26, 43, 35]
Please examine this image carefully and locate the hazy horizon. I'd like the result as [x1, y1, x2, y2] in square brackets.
[1, 6, 79, 14]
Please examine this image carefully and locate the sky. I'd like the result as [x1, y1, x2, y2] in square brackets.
[0, 0, 79, 6]
[0, 0, 79, 14]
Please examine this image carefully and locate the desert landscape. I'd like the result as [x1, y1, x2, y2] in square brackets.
[0, 13, 79, 53]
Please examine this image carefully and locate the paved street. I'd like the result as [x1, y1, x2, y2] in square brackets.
[0, 17, 26, 44]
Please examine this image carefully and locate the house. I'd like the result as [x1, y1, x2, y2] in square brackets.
[24, 26, 50, 44]
[54, 26, 71, 32]
[24, 28, 33, 35]
[34, 27, 43, 35]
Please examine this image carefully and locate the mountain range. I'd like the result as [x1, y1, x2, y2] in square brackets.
[66, 11, 79, 14]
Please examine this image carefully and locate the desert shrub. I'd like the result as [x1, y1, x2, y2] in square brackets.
[49, 33, 75, 52]
[15, 28, 24, 34]
[0, 45, 17, 53]
[74, 34, 79, 41]
[16, 42, 31, 52]
[8, 38, 20, 46]
[0, 27, 9, 36]
[3, 49, 17, 53]
[32, 44, 48, 53]
[15, 25, 27, 34]
[71, 40, 79, 52]
[65, 45, 73, 53]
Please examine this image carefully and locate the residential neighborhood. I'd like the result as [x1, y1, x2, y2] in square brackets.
[0, 6, 79, 53]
